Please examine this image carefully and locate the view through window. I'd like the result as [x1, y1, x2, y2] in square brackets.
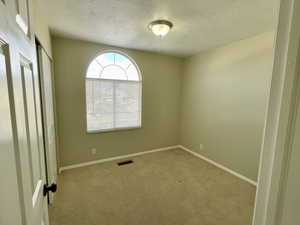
[86, 52, 142, 132]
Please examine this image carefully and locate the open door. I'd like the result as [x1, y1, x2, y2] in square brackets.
[0, 0, 52, 225]
[37, 44, 58, 203]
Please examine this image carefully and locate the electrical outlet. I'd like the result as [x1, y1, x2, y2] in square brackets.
[199, 144, 204, 150]
[91, 148, 97, 155]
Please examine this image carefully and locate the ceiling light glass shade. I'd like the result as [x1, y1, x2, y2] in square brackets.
[149, 20, 173, 37]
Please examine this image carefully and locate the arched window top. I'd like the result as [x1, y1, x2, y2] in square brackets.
[86, 52, 141, 81]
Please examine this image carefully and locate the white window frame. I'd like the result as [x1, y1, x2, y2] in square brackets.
[85, 50, 142, 133]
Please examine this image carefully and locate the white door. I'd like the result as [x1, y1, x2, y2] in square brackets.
[0, 39, 24, 225]
[38, 46, 58, 203]
[0, 0, 50, 225]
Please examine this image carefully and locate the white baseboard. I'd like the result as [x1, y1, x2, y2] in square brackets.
[59, 144, 257, 186]
[59, 145, 180, 173]
[178, 145, 257, 186]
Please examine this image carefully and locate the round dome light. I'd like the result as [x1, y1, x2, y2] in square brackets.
[148, 20, 173, 37]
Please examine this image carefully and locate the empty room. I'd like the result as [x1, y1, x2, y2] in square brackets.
[2, 0, 300, 225]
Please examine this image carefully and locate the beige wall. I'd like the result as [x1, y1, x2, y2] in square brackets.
[180, 32, 275, 181]
[52, 37, 183, 167]
[32, 0, 52, 57]
[53, 32, 274, 179]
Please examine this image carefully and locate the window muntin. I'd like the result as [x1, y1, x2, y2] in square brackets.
[86, 52, 141, 132]
[86, 52, 139, 81]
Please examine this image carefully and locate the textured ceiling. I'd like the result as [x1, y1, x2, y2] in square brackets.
[40, 0, 278, 57]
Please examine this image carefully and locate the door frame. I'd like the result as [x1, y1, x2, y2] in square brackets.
[35, 37, 59, 203]
[252, 0, 300, 224]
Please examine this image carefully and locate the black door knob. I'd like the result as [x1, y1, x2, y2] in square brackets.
[43, 183, 57, 196]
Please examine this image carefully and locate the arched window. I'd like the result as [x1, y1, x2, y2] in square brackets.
[86, 51, 142, 132]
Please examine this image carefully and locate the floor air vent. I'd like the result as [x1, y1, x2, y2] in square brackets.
[118, 160, 134, 166]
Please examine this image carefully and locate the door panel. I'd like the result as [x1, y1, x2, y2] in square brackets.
[17, 0, 29, 22]
[20, 59, 42, 202]
[38, 46, 57, 203]
[17, 55, 49, 225]
[0, 40, 23, 225]
[16, 0, 29, 35]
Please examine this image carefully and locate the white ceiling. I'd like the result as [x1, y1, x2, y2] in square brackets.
[40, 0, 278, 57]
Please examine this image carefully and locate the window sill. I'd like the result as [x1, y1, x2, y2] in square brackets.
[87, 126, 142, 134]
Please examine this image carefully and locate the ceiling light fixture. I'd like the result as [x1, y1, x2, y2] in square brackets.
[148, 20, 173, 37]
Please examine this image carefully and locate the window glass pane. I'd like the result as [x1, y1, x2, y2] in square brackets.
[96, 53, 114, 67]
[115, 81, 141, 128]
[115, 53, 131, 69]
[87, 61, 102, 78]
[127, 65, 139, 81]
[86, 79, 114, 131]
[101, 65, 127, 80]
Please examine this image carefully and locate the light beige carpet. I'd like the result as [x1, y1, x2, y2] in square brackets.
[49, 148, 256, 225]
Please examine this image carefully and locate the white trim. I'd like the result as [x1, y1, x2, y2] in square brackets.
[87, 125, 142, 134]
[59, 145, 180, 173]
[179, 145, 257, 186]
[252, 0, 300, 224]
[86, 77, 141, 83]
[59, 144, 257, 186]
[32, 179, 43, 207]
